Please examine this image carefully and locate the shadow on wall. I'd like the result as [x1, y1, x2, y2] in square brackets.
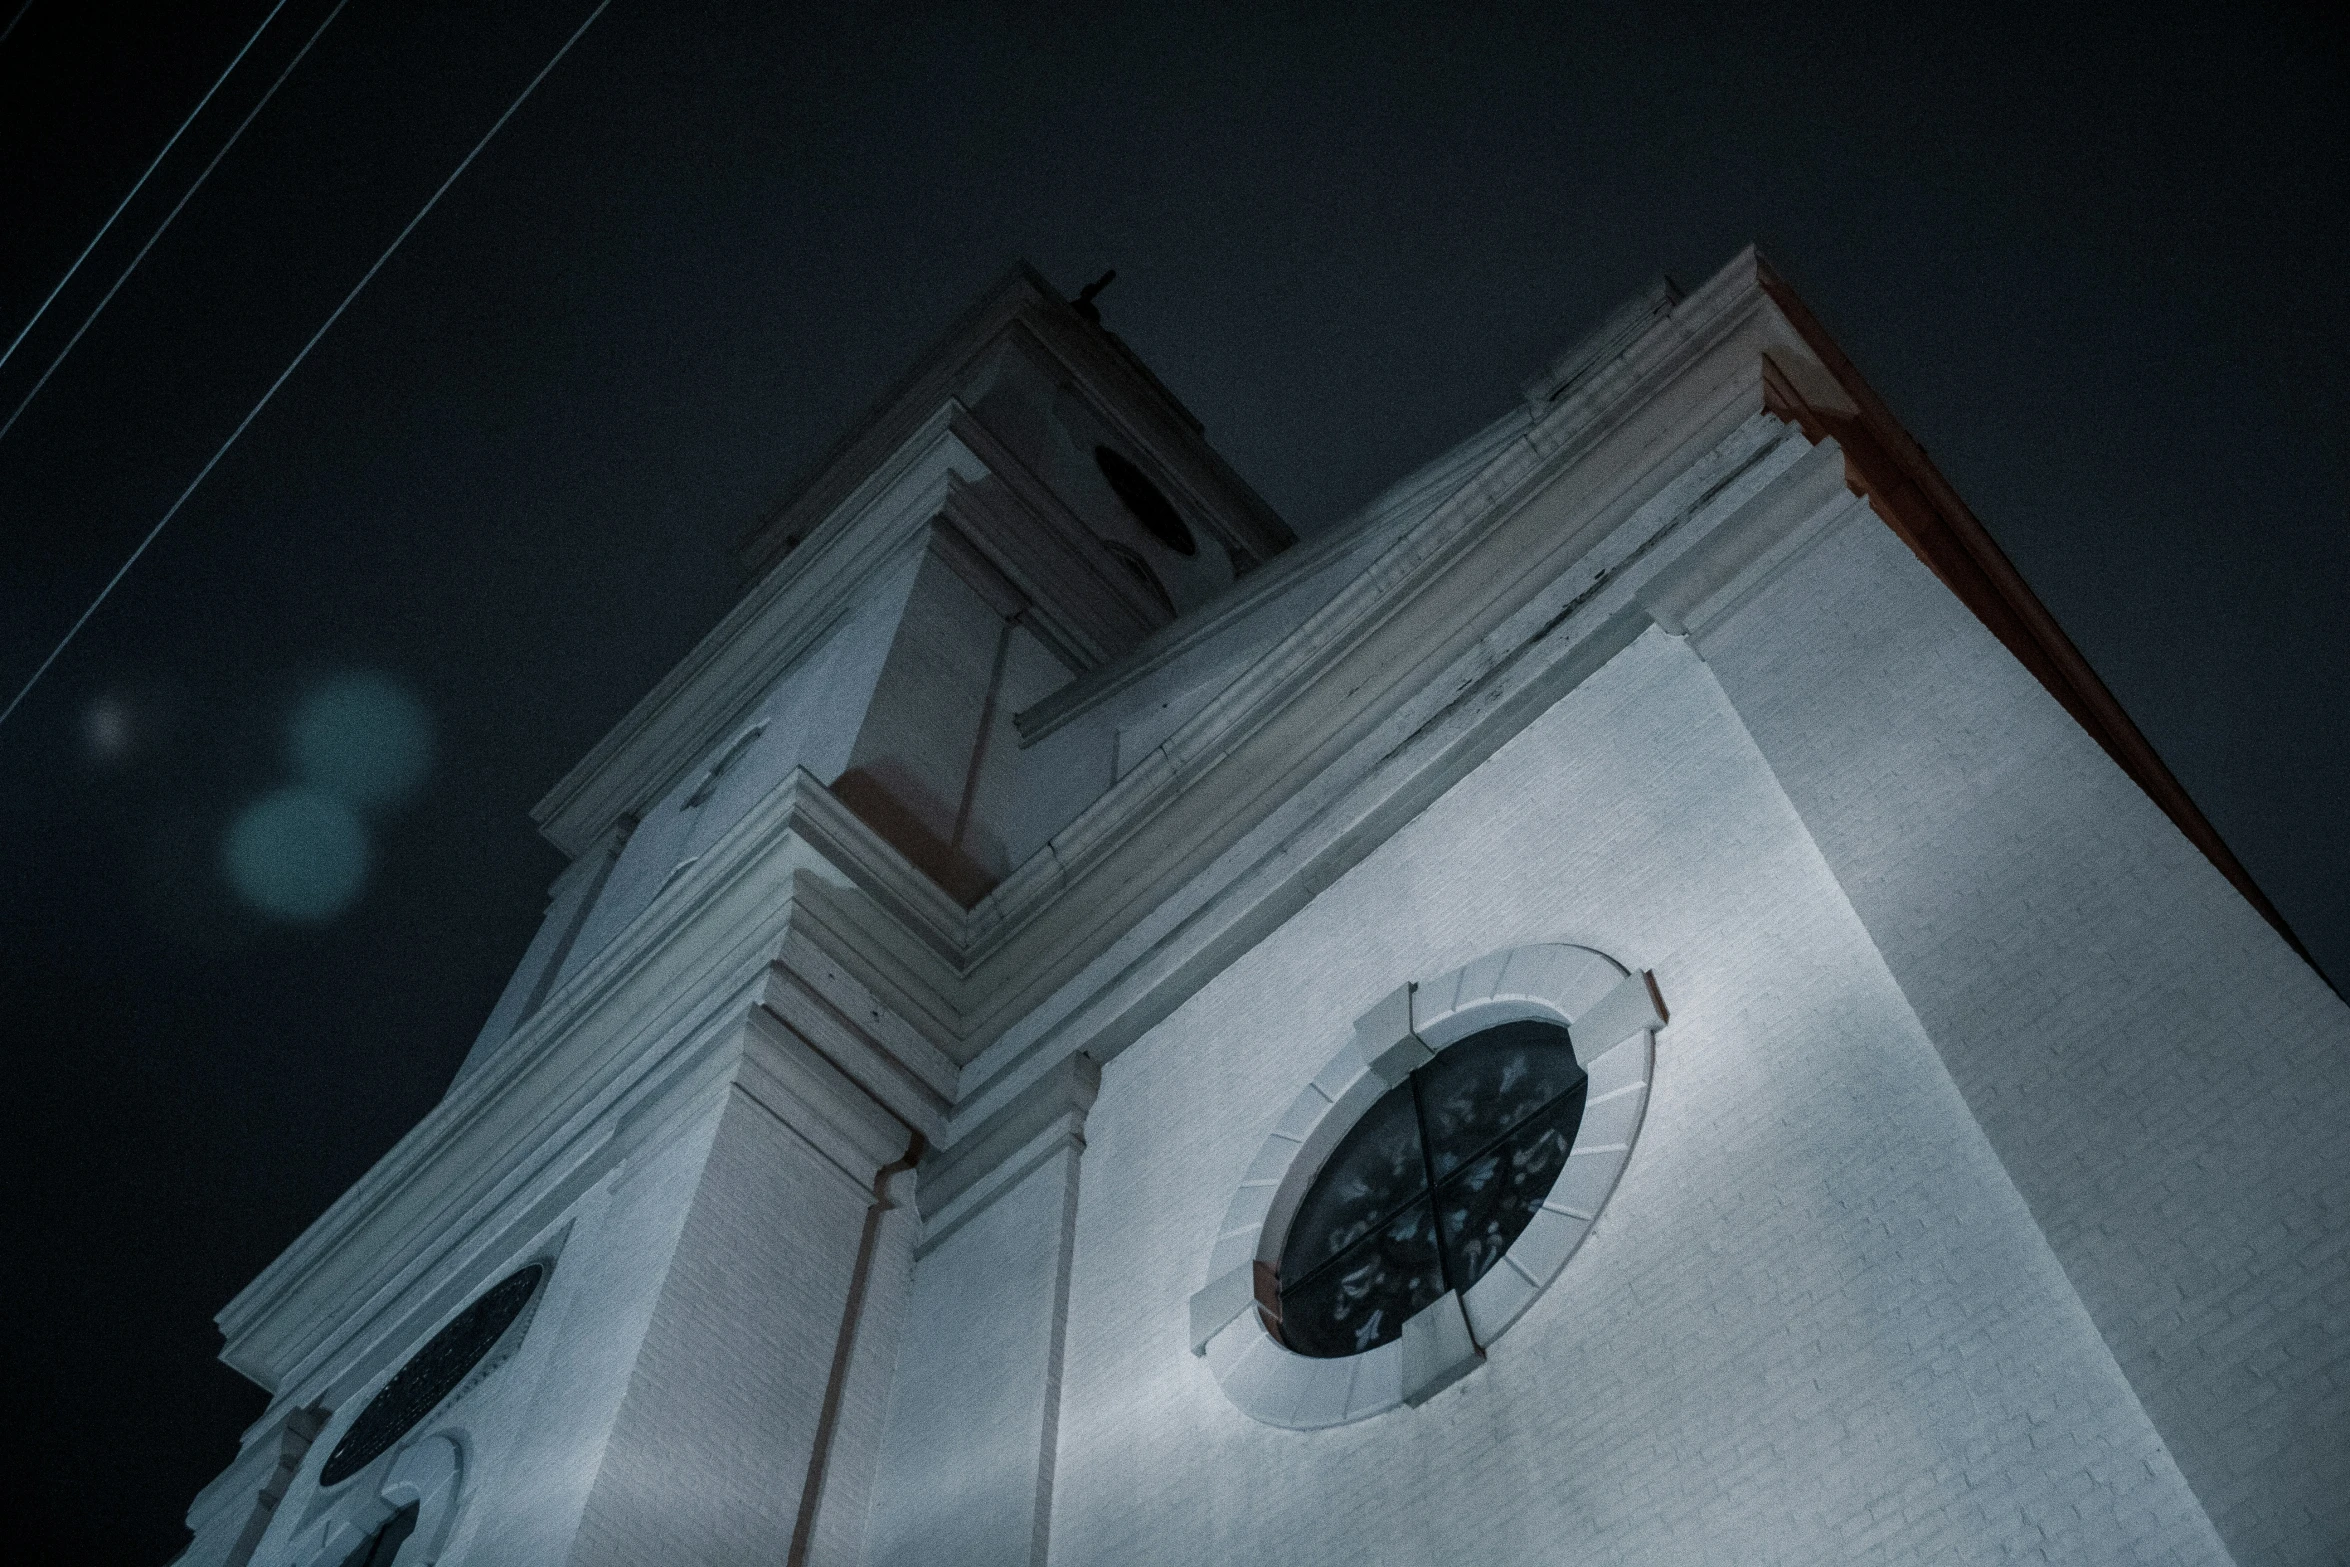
[832, 763, 1007, 908]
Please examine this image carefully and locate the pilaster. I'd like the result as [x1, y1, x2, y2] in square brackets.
[864, 1055, 1099, 1567]
[567, 1008, 917, 1566]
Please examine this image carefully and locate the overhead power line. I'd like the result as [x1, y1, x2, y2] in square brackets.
[0, 0, 353, 450]
[0, 0, 616, 735]
[0, 0, 293, 377]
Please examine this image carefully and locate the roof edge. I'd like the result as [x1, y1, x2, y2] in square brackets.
[731, 261, 1060, 578]
[1751, 251, 2328, 987]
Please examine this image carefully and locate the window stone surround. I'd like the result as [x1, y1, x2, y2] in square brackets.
[1190, 943, 1664, 1429]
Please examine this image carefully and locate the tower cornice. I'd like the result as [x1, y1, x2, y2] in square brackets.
[532, 265, 1295, 861]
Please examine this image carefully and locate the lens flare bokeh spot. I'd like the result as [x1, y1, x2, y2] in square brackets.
[289, 671, 434, 809]
[222, 786, 371, 923]
[83, 693, 135, 763]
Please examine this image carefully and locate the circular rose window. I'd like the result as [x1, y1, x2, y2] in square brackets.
[1277, 1019, 1587, 1358]
[1189, 944, 1664, 1427]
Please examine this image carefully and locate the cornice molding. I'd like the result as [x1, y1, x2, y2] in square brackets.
[734, 266, 1062, 579]
[933, 252, 1793, 1054]
[736, 1006, 919, 1192]
[1007, 411, 1529, 749]
[733, 267, 1291, 580]
[952, 408, 1814, 1135]
[913, 1051, 1099, 1251]
[535, 407, 983, 857]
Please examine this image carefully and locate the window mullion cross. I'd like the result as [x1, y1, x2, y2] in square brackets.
[1408, 1069, 1455, 1297]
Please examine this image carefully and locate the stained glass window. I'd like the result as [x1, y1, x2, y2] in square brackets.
[319, 1264, 544, 1486]
[1277, 1020, 1584, 1359]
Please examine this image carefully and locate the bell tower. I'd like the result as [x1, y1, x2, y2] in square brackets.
[530, 264, 1293, 937]
[735, 265, 1290, 905]
[176, 268, 1290, 1566]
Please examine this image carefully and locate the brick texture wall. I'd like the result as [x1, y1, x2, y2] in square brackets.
[1049, 627, 2233, 1565]
[1703, 510, 2350, 1565]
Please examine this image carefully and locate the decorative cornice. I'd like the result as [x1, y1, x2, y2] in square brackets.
[527, 253, 1803, 1080]
[913, 1051, 1099, 1255]
[933, 252, 1798, 1066]
[1007, 424, 1503, 748]
[734, 265, 1064, 579]
[733, 267, 1291, 579]
[916, 1051, 1099, 1224]
[758, 934, 959, 1146]
[945, 405, 1794, 1132]
[534, 408, 982, 857]
[736, 1007, 919, 1192]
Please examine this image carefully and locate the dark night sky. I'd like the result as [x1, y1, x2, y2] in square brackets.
[1, 2, 2341, 1558]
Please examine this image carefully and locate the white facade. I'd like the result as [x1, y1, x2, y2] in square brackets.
[175, 253, 2349, 1566]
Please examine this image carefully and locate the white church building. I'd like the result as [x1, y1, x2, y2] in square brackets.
[175, 250, 2349, 1566]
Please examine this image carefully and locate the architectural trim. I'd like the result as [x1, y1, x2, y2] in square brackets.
[758, 948, 957, 1146]
[914, 1052, 1099, 1248]
[376, 1437, 463, 1563]
[201, 1404, 328, 1567]
[942, 414, 1172, 656]
[737, 1007, 919, 1195]
[950, 402, 1806, 1130]
[1522, 277, 1685, 408]
[216, 768, 962, 1380]
[535, 407, 986, 856]
[349, 269, 1822, 1311]
[1019, 286, 1696, 750]
[733, 269, 1291, 582]
[514, 252, 2312, 1248]
[939, 331, 1799, 1070]
[290, 1431, 460, 1567]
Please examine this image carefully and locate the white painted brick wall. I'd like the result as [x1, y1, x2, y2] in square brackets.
[569, 1084, 874, 1566]
[240, 1087, 727, 1566]
[449, 1105, 719, 1566]
[1701, 510, 2350, 1565]
[868, 1144, 1083, 1567]
[1048, 628, 2231, 1566]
